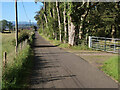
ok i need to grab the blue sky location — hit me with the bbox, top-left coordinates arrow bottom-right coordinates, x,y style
0,1 -> 43,22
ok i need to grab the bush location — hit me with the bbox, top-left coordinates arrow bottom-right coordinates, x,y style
12,31 -> 30,46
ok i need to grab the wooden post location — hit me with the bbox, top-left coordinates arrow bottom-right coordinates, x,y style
3,52 -> 7,67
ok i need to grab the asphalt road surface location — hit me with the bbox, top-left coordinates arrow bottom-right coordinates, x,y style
30,31 -> 118,88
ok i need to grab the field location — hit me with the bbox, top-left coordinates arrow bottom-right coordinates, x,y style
1,33 -> 15,66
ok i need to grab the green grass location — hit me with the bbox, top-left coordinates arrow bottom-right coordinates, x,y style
2,44 -> 33,88
2,31 -> 34,88
102,56 -> 119,82
40,33 -> 92,50
1,33 -> 15,65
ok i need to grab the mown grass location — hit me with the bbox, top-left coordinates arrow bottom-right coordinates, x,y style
102,56 -> 119,82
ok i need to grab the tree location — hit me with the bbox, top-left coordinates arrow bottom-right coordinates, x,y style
35,2 -> 120,47
8,22 -> 13,31
56,1 -> 62,42
1,20 -> 8,32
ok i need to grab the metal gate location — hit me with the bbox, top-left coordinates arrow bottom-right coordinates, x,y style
89,36 -> 120,53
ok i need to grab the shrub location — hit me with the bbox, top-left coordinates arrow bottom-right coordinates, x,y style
12,31 -> 30,46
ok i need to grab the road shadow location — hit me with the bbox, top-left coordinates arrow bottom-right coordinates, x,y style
34,45 -> 56,48
30,51 -> 76,86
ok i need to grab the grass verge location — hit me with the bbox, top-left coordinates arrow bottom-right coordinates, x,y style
39,33 -> 92,50
102,56 -> 119,83
2,33 -> 34,88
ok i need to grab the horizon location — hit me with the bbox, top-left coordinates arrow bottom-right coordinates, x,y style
0,20 -> 37,23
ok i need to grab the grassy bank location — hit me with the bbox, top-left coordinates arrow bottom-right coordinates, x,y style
2,31 -> 35,88
102,56 -> 119,82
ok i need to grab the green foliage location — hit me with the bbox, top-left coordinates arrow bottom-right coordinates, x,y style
12,31 -> 30,46
0,20 -> 13,32
28,33 -> 35,47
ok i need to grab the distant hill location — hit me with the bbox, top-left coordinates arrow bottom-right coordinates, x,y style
11,21 -> 37,26
11,21 -> 37,29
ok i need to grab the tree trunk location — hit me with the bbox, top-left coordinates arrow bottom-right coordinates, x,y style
53,3 -> 57,40
63,2 -> 67,43
68,12 -> 75,46
79,2 -> 90,40
68,4 -> 71,45
70,21 -> 75,46
111,24 -> 115,42
44,2 -> 48,28
56,0 -> 62,42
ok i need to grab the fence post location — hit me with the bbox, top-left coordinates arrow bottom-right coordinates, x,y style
3,52 -> 7,67
89,36 -> 92,48
20,42 -> 22,50
104,38 -> 106,51
114,39 -> 116,53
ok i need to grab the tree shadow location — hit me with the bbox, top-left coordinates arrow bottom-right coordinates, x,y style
30,52 -> 76,86
34,45 -> 56,48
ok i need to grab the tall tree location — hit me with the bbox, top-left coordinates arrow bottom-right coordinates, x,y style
63,2 -> 67,43
56,1 -> 62,42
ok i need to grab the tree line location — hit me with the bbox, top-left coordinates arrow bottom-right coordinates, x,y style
0,20 -> 13,32
35,2 -> 120,46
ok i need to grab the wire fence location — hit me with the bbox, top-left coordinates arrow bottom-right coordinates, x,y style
89,36 -> 120,53
3,39 -> 28,68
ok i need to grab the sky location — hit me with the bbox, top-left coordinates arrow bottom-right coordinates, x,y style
0,1 -> 43,23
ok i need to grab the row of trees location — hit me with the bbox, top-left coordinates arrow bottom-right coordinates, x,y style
0,20 -> 13,32
35,2 -> 120,46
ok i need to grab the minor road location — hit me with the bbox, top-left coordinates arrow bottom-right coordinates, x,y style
30,31 -> 118,88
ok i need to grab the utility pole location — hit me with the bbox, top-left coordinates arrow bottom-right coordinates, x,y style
15,0 -> 18,54
29,20 -> 31,25
29,20 -> 31,29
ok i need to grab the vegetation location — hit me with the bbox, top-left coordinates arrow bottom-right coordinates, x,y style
0,20 -> 13,32
12,31 -> 30,46
2,30 -> 34,88
35,2 -> 120,47
2,45 -> 33,88
102,56 -> 119,82
1,33 -> 15,65
40,33 -> 91,50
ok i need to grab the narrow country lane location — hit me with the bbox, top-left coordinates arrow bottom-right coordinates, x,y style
30,31 -> 118,88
